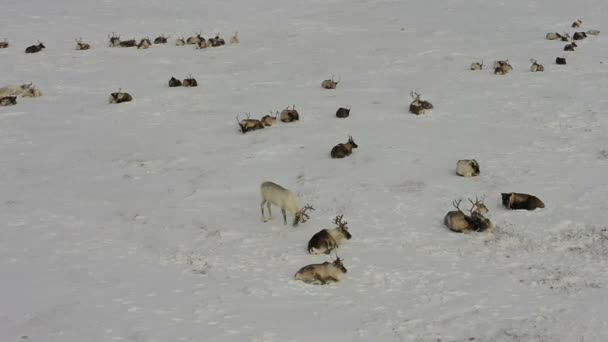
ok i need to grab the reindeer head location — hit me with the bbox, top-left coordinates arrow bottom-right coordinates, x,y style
468,196 -> 488,215
347,135 -> 358,149
332,256 -> 347,273
108,32 -> 121,46
20,82 -> 33,90
294,204 -> 315,226
333,214 -> 352,239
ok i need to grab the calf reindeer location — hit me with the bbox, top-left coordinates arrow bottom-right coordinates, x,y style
154,34 -> 169,44
168,77 -> 182,87
330,135 -> 358,158
456,159 -> 480,177
176,36 -> 186,46
0,96 -> 17,106
25,41 -> 45,54
230,31 -> 239,44
321,75 -> 340,89
294,257 -> 347,285
0,39 -> 8,48
336,105 -> 350,118
444,198 -> 493,233
530,59 -> 544,72
109,89 -> 133,104
470,60 -> 483,70
280,105 -> 299,122
75,38 -> 91,50
260,181 -> 314,226
182,76 -> 198,87
308,215 -> 352,255
493,59 -> 513,75
261,111 -> 278,126
237,113 -> 264,134
137,37 -> 152,49
501,192 -> 545,210
409,91 -> 434,115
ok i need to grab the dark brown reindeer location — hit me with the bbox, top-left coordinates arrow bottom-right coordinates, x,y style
154,34 -> 169,44
330,135 -> 358,158
0,39 -> 8,49
109,88 -> 133,104
25,41 -> 45,54
261,111 -> 278,126
168,77 -> 182,87
237,113 -> 264,134
336,105 -> 350,118
308,215 -> 352,255
0,96 -> 17,106
501,192 -> 545,210
182,76 -> 198,87
409,91 -> 433,115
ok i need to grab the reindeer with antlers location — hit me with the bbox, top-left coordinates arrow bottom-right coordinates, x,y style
321,75 -> 340,89
261,111 -> 278,127
336,105 -> 351,118
294,256 -> 347,285
236,113 -> 265,134
330,135 -> 358,159
530,59 -> 544,72
154,34 -> 169,44
409,91 -> 433,115
186,31 -> 204,45
109,88 -> 133,104
280,105 -> 299,122
260,181 -> 314,227
25,41 -> 45,54
137,37 -> 152,49
75,38 -> 91,50
444,197 -> 493,233
308,215 -> 352,255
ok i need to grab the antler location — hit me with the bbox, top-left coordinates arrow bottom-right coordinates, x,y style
332,214 -> 348,229
410,91 -> 421,100
298,204 -> 315,223
452,199 -> 466,216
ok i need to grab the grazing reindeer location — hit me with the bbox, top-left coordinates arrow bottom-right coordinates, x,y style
456,159 -> 480,177
321,75 -> 340,89
336,105 -> 350,118
501,192 -> 545,210
261,111 -> 278,126
530,59 -> 544,72
0,39 -> 8,48
260,181 -> 314,226
587,29 -> 600,36
230,31 -> 239,44
280,105 -> 300,122
109,89 -> 133,104
182,76 -> 198,87
572,19 -> 582,28
409,91 -> 434,115
0,96 -> 17,106
444,198 -> 493,233
470,60 -> 483,70
493,59 -> 513,75
75,38 -> 91,50
25,41 -> 45,54
308,215 -> 352,255
546,32 -> 565,40
186,31 -> 204,45
154,34 -> 169,44
236,113 -> 265,133
137,37 -> 152,49
294,257 -> 347,285
168,77 -> 182,87
176,36 -> 186,46
331,135 -> 358,159
556,57 -> 567,65
564,42 -> 577,51
573,31 -> 587,40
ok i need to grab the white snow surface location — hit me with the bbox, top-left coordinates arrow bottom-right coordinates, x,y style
2,0 -> 608,341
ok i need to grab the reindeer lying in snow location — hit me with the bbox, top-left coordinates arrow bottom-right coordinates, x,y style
308,215 -> 352,255
444,197 -> 494,233
294,257 -> 347,285
501,192 -> 545,210
0,83 -> 42,98
260,181 -> 314,226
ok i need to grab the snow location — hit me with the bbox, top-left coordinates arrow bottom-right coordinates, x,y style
2,0 -> 608,341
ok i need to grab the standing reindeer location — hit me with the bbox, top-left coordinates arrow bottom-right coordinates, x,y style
409,91 -> 433,115
321,75 -> 340,89
294,257 -> 347,285
280,105 -> 299,122
25,41 -> 45,54
308,215 -> 352,255
444,197 -> 493,233
260,181 -> 314,226
75,38 -> 91,50
330,135 -> 358,158
236,113 -> 264,133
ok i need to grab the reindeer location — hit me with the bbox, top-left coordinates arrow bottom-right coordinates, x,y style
0,39 -> 8,48
530,59 -> 544,72
230,31 -> 239,44
409,91 -> 434,115
308,215 -> 352,255
0,83 -> 41,98
182,76 -> 198,87
280,105 -> 299,122
0,96 -> 17,106
470,60 -> 483,70
137,37 -> 152,49
587,29 -> 600,36
546,32 -> 565,40
330,135 -> 358,159
336,105 -> 350,118
501,192 -> 545,210
20,84 -> 42,97
294,257 -> 347,285
109,89 -> 133,104
195,39 -> 208,49
209,34 -> 225,47
260,181 -> 314,227
261,111 -> 278,126
556,57 -> 567,65
564,42 -> 577,51
493,59 -> 513,75
572,19 -> 582,28
186,31 -> 204,45
176,36 -> 186,46
108,32 -> 121,47
75,38 -> 91,50
456,159 -> 480,177
444,198 -> 493,233
560,33 -> 571,41
25,41 -> 45,54
236,113 -> 265,134
573,31 -> 587,40
154,34 -> 169,44
321,75 -> 340,89
168,77 -> 182,87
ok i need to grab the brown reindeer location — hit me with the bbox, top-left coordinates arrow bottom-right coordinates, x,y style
0,96 -> 17,106
0,39 -> 8,49
279,105 -> 299,122
294,257 -> 347,285
187,31 -> 204,45
493,59 -> 513,75
308,215 -> 352,255
330,135 -> 358,158
501,192 -> 545,210
25,41 -> 45,54
109,89 -> 133,104
321,75 -> 340,89
530,59 -> 544,72
409,91 -> 434,115
137,37 -> 152,49
237,113 -> 264,134
75,38 -> 91,50
261,111 -> 278,126
444,197 -> 493,233
154,34 -> 169,44
336,105 -> 350,118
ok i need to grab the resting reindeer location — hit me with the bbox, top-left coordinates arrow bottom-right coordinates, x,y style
470,60 -> 483,70
530,59 -> 544,72
308,215 -> 352,255
137,37 -> 152,49
186,31 -> 204,45
330,135 -> 358,158
321,75 -> 340,89
0,39 -> 8,49
409,91 -> 433,115
154,34 -> 169,44
75,38 -> 91,50
456,159 -> 480,177
501,192 -> 545,210
260,181 -> 314,226
0,83 -> 41,98
494,59 -> 513,75
230,31 -> 239,44
237,113 -> 264,134
261,111 -> 278,127
176,37 -> 186,46
294,257 -> 347,285
280,105 -> 299,122
336,106 -> 350,118
109,89 -> 133,104
25,41 -> 45,54
0,96 -> 17,106
444,197 -> 493,233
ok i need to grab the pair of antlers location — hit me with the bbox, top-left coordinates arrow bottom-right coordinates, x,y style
452,196 -> 485,215
297,204 -> 315,223
332,214 -> 348,229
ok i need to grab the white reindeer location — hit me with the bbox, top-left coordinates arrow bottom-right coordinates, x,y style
260,181 -> 313,226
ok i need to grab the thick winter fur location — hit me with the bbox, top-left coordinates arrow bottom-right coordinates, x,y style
137,38 -> 152,49
530,59 -> 544,72
230,31 -> 239,44
501,192 -> 545,210
168,77 -> 182,87
195,39 -> 208,49
556,57 -> 567,65
237,114 -> 264,134
321,76 -> 340,89
573,32 -> 587,40
456,159 -> 480,177
330,135 -> 358,158
187,32 -> 204,45
109,91 -> 133,104
209,35 -> 225,47
409,91 -> 433,115
260,181 -> 303,226
336,106 -> 350,118
0,96 -> 17,106
294,258 -> 347,285
182,78 -> 198,87
308,215 -> 352,255
25,42 -> 45,54
280,105 -> 299,122
119,39 -> 136,47
493,60 -> 513,75
75,38 -> 91,50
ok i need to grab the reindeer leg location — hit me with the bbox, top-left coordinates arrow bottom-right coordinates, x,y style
261,200 -> 267,222
281,208 -> 287,225
267,202 -> 272,219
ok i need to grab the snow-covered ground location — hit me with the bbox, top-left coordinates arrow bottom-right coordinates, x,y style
2,0 -> 608,341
